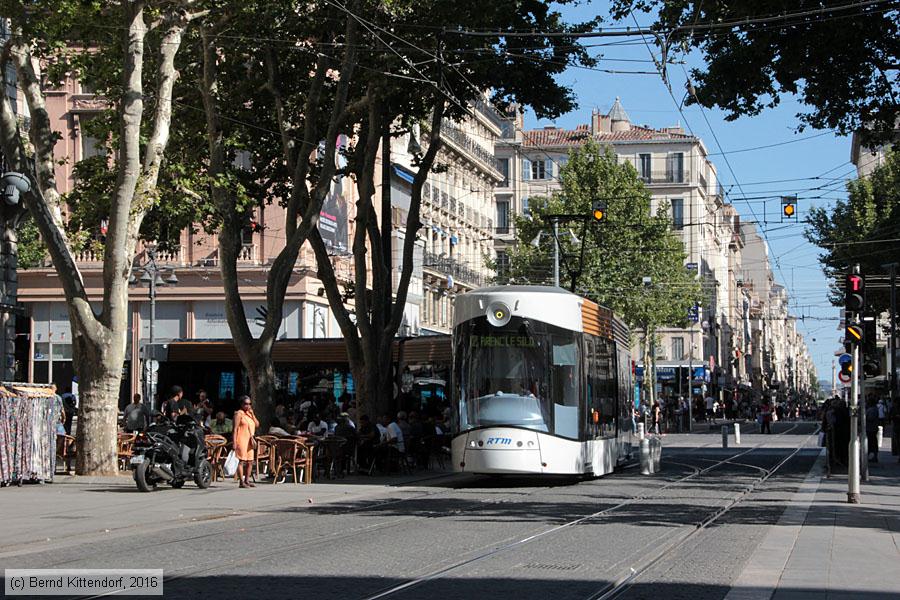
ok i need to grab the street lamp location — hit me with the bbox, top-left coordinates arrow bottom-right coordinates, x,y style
130,247 -> 177,412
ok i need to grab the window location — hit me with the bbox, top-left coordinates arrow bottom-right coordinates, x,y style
497,158 -> 509,187
495,251 -> 510,278
79,116 -> 105,160
531,160 -> 547,180
671,198 -> 684,230
522,158 -> 531,181
638,153 -> 651,181
521,197 -> 529,215
671,337 -> 685,360
668,152 -> 684,183
496,199 -> 510,234
500,120 -> 515,139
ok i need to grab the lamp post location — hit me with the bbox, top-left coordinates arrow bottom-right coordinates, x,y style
130,248 -> 177,412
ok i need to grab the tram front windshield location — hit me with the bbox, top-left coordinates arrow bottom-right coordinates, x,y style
454,316 -> 580,438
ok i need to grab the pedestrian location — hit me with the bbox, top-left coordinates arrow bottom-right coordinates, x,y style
866,397 -> 880,463
61,388 -> 77,434
122,393 -> 148,433
651,401 -> 661,434
233,395 -> 259,488
705,393 -> 715,424
760,401 -> 773,434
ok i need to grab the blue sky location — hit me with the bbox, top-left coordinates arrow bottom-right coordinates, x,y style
522,2 -> 850,382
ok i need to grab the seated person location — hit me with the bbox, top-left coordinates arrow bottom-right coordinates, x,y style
307,413 -> 328,436
210,411 -> 233,437
268,417 -> 292,437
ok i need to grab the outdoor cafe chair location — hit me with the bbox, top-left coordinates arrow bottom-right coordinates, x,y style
116,433 -> 136,471
270,438 -> 314,484
204,434 -> 228,481
56,434 -> 75,475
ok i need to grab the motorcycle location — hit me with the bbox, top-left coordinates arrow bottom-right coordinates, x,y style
130,414 -> 212,492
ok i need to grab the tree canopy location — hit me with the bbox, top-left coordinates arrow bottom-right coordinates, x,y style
611,0 -> 900,144
504,140 -> 701,331
805,147 -> 900,309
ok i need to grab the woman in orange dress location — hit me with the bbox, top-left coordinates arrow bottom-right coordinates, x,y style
233,395 -> 259,488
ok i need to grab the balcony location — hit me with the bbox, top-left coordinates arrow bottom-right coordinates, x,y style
440,119 -> 499,172
638,170 -> 687,185
423,251 -> 486,288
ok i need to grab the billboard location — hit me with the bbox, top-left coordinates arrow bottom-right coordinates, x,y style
318,134 -> 349,255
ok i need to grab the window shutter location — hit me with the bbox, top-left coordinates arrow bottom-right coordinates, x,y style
522,158 -> 531,180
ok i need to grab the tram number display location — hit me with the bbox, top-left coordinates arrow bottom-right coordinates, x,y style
469,334 -> 536,348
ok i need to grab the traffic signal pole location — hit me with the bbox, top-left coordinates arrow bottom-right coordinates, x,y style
849,339 -> 861,503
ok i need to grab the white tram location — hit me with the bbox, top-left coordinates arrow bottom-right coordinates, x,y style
451,286 -> 634,476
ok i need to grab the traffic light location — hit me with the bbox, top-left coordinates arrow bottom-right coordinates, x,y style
838,353 -> 853,383
781,196 -> 797,219
844,273 -> 865,314
862,319 -> 882,378
845,324 -> 863,345
591,200 -> 607,222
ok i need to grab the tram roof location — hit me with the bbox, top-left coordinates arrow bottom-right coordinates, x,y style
457,286 -> 629,346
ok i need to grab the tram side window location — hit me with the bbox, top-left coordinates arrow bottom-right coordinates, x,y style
585,337 -> 599,439
551,335 -> 580,439
595,337 -> 617,438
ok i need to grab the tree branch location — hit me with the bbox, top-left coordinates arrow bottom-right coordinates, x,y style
388,103 -> 444,333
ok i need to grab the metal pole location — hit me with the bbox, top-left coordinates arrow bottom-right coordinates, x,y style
552,218 -> 559,287
148,272 -> 156,413
861,372 -> 868,482
891,264 -> 897,447
849,321 -> 861,503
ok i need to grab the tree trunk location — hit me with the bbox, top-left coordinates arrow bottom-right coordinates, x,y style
247,354 -> 275,431
73,347 -> 123,475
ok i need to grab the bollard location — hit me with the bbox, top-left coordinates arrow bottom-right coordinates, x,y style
651,437 -> 662,472
637,422 -> 645,441
640,437 -> 651,475
721,425 -> 729,449
877,426 -> 883,453
733,423 -> 741,446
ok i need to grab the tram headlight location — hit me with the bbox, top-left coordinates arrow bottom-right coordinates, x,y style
486,302 -> 512,327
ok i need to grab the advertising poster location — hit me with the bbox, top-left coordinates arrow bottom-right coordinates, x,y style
318,134 -> 349,254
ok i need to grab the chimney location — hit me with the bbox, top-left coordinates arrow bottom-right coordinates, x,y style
591,108 -> 610,134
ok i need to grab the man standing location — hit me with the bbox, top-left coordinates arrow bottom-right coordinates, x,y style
123,393 -> 149,433
705,393 -> 715,424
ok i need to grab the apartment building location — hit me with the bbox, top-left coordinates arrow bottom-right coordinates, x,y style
395,100 -> 503,335
494,98 -> 731,402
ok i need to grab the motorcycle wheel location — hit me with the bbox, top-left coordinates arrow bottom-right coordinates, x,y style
170,480 -> 185,489
134,461 -> 157,492
194,459 -> 212,489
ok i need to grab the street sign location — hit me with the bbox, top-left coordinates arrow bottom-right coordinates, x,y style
838,371 -> 851,383
838,353 -> 852,365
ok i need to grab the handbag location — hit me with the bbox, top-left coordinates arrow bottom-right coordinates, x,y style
223,450 -> 239,477
818,431 -> 826,448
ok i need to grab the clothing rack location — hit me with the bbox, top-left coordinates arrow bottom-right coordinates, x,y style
0,382 -> 62,486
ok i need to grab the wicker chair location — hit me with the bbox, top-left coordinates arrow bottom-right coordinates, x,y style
271,438 -> 314,484
56,434 -> 76,474
204,434 -> 228,481
116,433 -> 136,471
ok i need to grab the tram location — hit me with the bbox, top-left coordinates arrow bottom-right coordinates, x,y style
451,286 -> 634,476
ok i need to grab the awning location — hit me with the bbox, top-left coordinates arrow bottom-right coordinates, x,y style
392,164 -> 416,184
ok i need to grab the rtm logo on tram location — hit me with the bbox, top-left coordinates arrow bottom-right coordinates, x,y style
486,437 -> 513,446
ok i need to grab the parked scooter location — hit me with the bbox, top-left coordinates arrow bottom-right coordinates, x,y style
131,414 -> 212,492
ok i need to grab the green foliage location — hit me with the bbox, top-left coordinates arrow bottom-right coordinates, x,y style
16,216 -> 46,270
506,140 -> 701,330
805,147 -> 900,310
611,1 -> 900,144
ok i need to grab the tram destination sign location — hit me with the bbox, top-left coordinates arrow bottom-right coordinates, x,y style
470,334 -> 537,349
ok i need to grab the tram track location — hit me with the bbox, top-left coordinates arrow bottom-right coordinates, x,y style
358,423 -> 816,600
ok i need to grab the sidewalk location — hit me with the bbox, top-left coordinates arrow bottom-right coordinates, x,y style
727,442 -> 900,600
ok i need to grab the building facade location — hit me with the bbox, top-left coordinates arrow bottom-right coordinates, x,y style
492,98 -> 814,408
